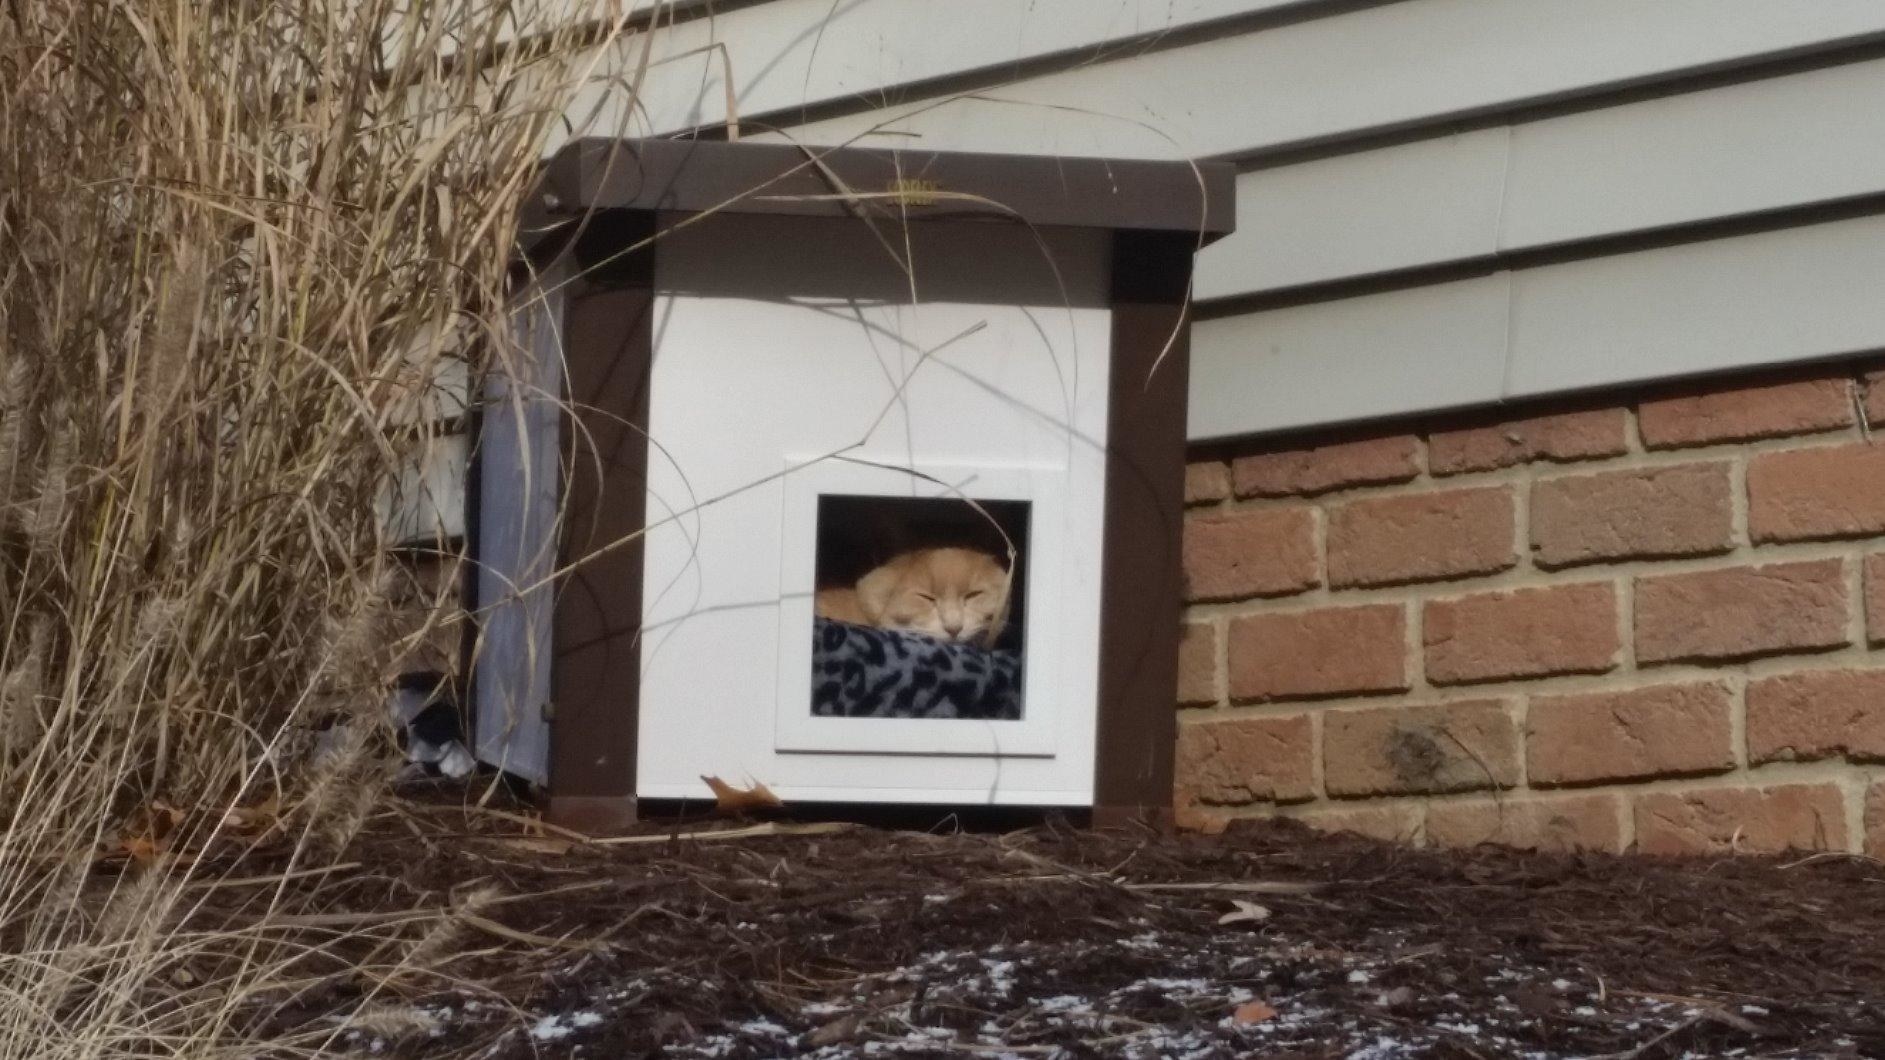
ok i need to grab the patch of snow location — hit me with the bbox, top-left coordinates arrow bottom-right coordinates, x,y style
800,1001 -> 849,1017
981,959 -> 1017,996
1345,1035 -> 1413,1059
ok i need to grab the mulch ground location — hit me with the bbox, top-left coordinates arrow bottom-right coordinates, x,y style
299,796 -> 1885,1059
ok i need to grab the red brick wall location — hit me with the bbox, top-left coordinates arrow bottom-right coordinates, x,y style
1177,362 -> 1885,857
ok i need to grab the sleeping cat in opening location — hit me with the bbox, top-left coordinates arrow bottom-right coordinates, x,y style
814,547 -> 1011,648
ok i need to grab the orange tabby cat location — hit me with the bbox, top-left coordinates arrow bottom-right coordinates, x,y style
815,547 -> 1011,647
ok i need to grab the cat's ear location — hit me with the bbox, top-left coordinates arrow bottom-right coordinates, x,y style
855,558 -> 904,622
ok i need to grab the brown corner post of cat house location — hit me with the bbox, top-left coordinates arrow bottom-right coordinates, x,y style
478,138 -> 1234,833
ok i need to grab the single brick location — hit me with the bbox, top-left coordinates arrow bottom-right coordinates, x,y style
1638,376 -> 1853,449
1323,699 -> 1518,797
1747,669 -> 1885,764
1326,487 -> 1516,589
1423,583 -> 1619,685
1229,605 -> 1408,702
1527,682 -> 1735,786
1174,714 -> 1314,805
1429,408 -> 1630,475
1181,507 -> 1319,603
1184,460 -> 1231,505
1634,559 -> 1848,665
1175,623 -> 1218,707
1426,794 -> 1624,853
1291,803 -> 1420,843
1748,443 -> 1885,543
1530,463 -> 1733,569
1868,782 -> 1885,859
1634,784 -> 1848,855
1232,435 -> 1420,498
1868,554 -> 1885,645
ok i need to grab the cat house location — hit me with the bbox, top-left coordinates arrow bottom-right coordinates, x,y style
471,138 -> 1233,831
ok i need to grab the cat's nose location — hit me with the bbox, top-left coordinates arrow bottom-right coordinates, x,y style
942,617 -> 964,638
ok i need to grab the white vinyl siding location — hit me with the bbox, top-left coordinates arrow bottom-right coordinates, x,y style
551,0 -> 1885,442
754,0 -> 1885,161
1200,57 -> 1885,301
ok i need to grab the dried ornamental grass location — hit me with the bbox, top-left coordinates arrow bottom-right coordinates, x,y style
0,0 -> 647,1053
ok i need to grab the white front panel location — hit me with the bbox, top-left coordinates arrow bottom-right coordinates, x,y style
636,219 -> 1111,805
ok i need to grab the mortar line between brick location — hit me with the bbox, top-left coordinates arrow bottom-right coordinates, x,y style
1254,759 -> 1874,810
1512,694 -> 1530,791
1309,710 -> 1326,801
1212,614 -> 1228,710
1210,640 -> 1885,716
1312,504 -> 1328,594
1839,770 -> 1865,855
1185,535 -> 1871,618
1512,463 -> 1533,577
1617,574 -> 1636,674
1729,673 -> 1748,770
1847,551 -> 1866,656
1405,596 -> 1426,695
1216,431 -> 1879,513
1729,450 -> 1750,549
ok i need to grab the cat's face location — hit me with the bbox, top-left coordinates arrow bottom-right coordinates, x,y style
856,547 -> 1010,647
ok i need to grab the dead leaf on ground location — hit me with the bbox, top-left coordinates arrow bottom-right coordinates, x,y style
1232,1000 -> 1277,1024
118,835 -> 161,866
701,775 -> 784,815
1217,899 -> 1271,926
112,800 -> 186,865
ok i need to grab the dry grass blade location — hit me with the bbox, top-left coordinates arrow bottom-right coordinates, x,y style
1123,880 -> 1322,895
589,821 -> 855,846
0,0 -> 641,1054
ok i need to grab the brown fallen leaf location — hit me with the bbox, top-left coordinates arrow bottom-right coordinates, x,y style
119,835 -> 161,867
1232,1000 -> 1277,1024
701,775 -> 784,815
112,800 -> 186,866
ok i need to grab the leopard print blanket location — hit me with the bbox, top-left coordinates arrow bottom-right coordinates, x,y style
811,617 -> 1022,720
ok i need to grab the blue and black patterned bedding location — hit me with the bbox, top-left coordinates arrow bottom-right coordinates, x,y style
810,617 -> 1023,720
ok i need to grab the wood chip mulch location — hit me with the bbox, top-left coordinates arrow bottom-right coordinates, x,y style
277,799 -> 1885,1059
